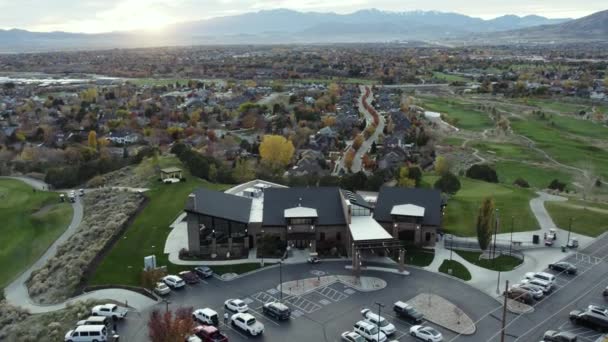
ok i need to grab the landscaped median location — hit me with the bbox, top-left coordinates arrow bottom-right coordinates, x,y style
454,250 -> 522,272
438,260 -> 472,281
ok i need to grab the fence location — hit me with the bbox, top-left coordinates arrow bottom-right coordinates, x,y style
444,235 -> 525,261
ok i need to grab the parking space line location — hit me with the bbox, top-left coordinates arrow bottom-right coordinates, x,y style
218,322 -> 248,339
248,307 -> 281,326
315,286 -> 348,302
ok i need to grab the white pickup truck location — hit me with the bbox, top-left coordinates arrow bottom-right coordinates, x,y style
230,313 -> 264,336
91,304 -> 128,320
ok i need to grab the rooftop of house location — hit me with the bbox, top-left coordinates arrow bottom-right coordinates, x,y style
374,186 -> 442,226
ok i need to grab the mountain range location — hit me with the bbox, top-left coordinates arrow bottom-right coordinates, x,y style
0,8 -> 605,52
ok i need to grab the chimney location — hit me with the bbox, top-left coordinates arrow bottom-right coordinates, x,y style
188,193 -> 197,211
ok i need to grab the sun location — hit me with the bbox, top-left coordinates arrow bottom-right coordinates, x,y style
129,10 -> 174,33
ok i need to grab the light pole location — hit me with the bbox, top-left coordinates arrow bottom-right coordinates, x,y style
567,217 -> 573,248
492,209 -> 500,259
449,235 -> 453,262
375,302 -> 385,342
509,216 -> 514,255
279,259 -> 283,302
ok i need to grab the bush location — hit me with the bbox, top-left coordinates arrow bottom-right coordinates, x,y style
465,164 -> 498,183
434,172 -> 461,194
548,179 -> 566,192
513,177 -> 530,188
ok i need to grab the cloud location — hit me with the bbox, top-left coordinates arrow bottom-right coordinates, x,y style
0,0 -> 606,32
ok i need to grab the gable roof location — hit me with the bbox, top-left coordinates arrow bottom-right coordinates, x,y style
374,186 -> 442,226
186,187 -> 252,223
263,187 -> 346,226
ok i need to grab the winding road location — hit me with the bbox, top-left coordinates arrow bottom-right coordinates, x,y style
1,177 -> 156,313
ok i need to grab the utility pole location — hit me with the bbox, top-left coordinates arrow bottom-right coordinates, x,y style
500,280 -> 509,342
375,302 -> 385,342
449,235 -> 453,262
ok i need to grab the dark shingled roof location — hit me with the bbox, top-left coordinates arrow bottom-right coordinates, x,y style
186,188 -> 252,223
341,189 -> 374,209
263,187 -> 346,226
373,186 -> 442,226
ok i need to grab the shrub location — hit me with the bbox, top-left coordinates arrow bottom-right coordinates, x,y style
513,177 -> 530,188
465,164 -> 498,183
548,179 -> 566,192
434,172 -> 461,194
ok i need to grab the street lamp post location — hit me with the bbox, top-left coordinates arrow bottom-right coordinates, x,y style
492,209 -> 500,259
567,217 -> 573,248
449,235 -> 453,262
375,302 -> 385,342
279,259 -> 283,302
509,216 -> 514,255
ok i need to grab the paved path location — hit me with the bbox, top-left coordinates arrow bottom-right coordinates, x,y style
2,177 -> 156,313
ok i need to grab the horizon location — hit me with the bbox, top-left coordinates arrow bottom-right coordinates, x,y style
0,1 -> 605,34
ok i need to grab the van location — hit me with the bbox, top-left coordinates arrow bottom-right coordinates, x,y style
65,325 -> 107,342
76,316 -> 110,327
353,320 -> 387,342
192,308 -> 219,325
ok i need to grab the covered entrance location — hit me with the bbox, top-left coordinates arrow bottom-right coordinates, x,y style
348,216 -> 405,275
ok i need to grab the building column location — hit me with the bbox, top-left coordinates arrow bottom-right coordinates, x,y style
211,238 -> 217,257
392,223 -> 399,238
415,226 -> 422,246
310,240 -> 316,253
244,235 -> 250,249
398,249 -> 405,272
228,237 -> 233,256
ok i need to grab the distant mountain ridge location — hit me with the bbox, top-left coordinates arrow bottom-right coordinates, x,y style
0,8 -> 593,52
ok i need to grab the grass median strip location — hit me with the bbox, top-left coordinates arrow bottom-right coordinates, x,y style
439,260 -> 471,281
453,250 -> 522,272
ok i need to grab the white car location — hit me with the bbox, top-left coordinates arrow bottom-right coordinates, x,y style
410,325 -> 443,342
361,308 -> 396,335
230,312 -> 264,336
521,278 -> 552,293
225,298 -> 248,312
162,275 -> 185,289
353,320 -> 387,342
91,304 -> 128,320
341,331 -> 366,342
524,272 -> 556,285
513,283 -> 543,299
154,282 -> 170,296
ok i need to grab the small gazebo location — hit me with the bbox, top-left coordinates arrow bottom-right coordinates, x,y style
160,167 -> 183,181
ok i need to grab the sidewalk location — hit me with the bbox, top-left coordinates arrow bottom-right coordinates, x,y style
279,275 -> 387,296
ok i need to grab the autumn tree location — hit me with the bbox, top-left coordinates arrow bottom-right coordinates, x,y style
322,116 -> 337,127
344,150 -> 355,171
148,307 -> 195,342
88,130 -> 97,150
397,166 -> 416,188
79,88 -> 98,103
352,135 -> 365,151
233,159 -> 255,183
476,197 -> 495,251
434,156 -> 450,176
259,135 -> 295,169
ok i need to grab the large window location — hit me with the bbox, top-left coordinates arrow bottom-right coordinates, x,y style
198,214 -> 248,245
351,205 -> 371,217
393,215 -> 423,224
289,218 -> 315,225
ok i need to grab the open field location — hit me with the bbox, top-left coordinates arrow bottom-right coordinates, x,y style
90,163 -> 230,287
0,180 -> 72,288
453,250 -> 522,272
420,97 -> 494,131
428,176 -> 539,236
517,97 -> 605,115
471,141 -> 544,161
494,161 -> 574,189
510,116 -> 608,179
545,201 -> 608,237
432,72 -> 470,83
440,136 -> 466,146
128,78 -> 225,87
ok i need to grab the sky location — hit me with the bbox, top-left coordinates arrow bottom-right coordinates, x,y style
0,0 -> 606,33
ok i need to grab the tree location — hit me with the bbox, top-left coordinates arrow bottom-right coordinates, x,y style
352,135 -> 364,151
259,135 -> 295,169
434,172 -> 461,194
370,141 -> 377,154
513,177 -> 530,188
344,150 -> 355,171
88,131 -> 97,150
232,159 -> 255,183
548,179 -> 566,192
466,164 -> 498,183
148,307 -> 195,342
408,165 -> 422,186
434,156 -> 450,176
208,164 -> 218,182
397,166 -> 416,188
476,197 -> 495,251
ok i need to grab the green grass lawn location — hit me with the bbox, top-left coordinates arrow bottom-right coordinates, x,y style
0,180 -> 72,288
471,142 -> 543,161
511,116 -> 608,179
128,78 -> 224,87
440,137 -> 465,147
404,248 -> 435,267
432,72 -> 470,83
545,201 -> 608,237
494,161 -> 574,189
453,250 -> 522,271
428,176 -> 539,236
420,97 -> 494,131
438,260 -> 471,281
519,98 -> 593,115
90,172 -> 231,287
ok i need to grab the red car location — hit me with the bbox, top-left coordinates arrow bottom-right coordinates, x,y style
193,325 -> 228,342
179,271 -> 200,284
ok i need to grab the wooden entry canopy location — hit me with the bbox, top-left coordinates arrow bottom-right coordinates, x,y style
160,167 -> 183,180
349,216 -> 406,275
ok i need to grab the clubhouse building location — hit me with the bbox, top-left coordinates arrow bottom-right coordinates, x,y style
185,180 -> 443,258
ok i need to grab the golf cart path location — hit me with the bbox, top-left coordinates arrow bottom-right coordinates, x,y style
2,176 -> 156,314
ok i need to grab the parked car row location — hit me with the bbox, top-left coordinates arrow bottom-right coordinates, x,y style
341,300 -> 437,342
154,266 -> 214,296
64,303 -> 128,342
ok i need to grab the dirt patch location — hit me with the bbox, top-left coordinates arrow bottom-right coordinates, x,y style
407,293 -> 476,335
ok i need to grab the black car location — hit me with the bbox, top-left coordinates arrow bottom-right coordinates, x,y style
569,309 -> 608,331
393,301 -> 423,323
262,302 -> 291,320
549,262 -> 577,275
